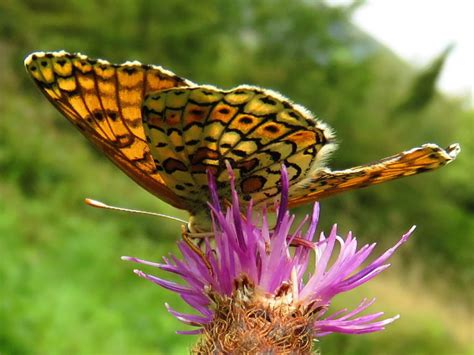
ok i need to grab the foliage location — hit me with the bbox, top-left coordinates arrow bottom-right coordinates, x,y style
0,0 -> 472,353
394,44 -> 453,114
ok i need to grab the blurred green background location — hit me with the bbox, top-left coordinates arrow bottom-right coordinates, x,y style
0,1 -> 472,354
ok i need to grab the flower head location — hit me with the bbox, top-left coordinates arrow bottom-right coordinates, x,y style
123,166 -> 414,352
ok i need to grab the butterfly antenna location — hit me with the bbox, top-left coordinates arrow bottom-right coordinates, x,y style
84,198 -> 188,224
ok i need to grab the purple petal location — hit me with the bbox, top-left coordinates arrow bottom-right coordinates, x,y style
165,303 -> 211,325
316,298 -> 400,336
275,164 -> 289,230
134,270 -> 199,296
121,256 -> 162,268
207,168 -> 221,213
124,165 -> 411,339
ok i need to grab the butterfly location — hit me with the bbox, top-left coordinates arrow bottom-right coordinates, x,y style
24,51 -> 460,232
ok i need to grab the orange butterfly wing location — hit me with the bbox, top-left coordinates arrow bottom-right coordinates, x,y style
141,86 -> 336,209
287,143 -> 460,208
24,51 -> 192,210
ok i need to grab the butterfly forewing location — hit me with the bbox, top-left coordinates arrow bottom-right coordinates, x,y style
24,51 -> 192,209
286,143 -> 461,208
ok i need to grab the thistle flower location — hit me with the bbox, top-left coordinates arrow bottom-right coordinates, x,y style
123,167 -> 414,353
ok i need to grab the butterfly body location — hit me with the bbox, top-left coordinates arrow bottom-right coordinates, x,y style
25,51 -> 460,232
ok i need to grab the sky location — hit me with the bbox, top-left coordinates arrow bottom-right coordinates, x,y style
329,0 -> 473,104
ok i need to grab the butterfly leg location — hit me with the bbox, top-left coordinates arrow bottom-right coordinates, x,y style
181,225 -> 214,274
289,236 -> 317,249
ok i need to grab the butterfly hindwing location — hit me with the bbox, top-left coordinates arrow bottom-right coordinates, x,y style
142,86 -> 336,211
24,51 -> 192,209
